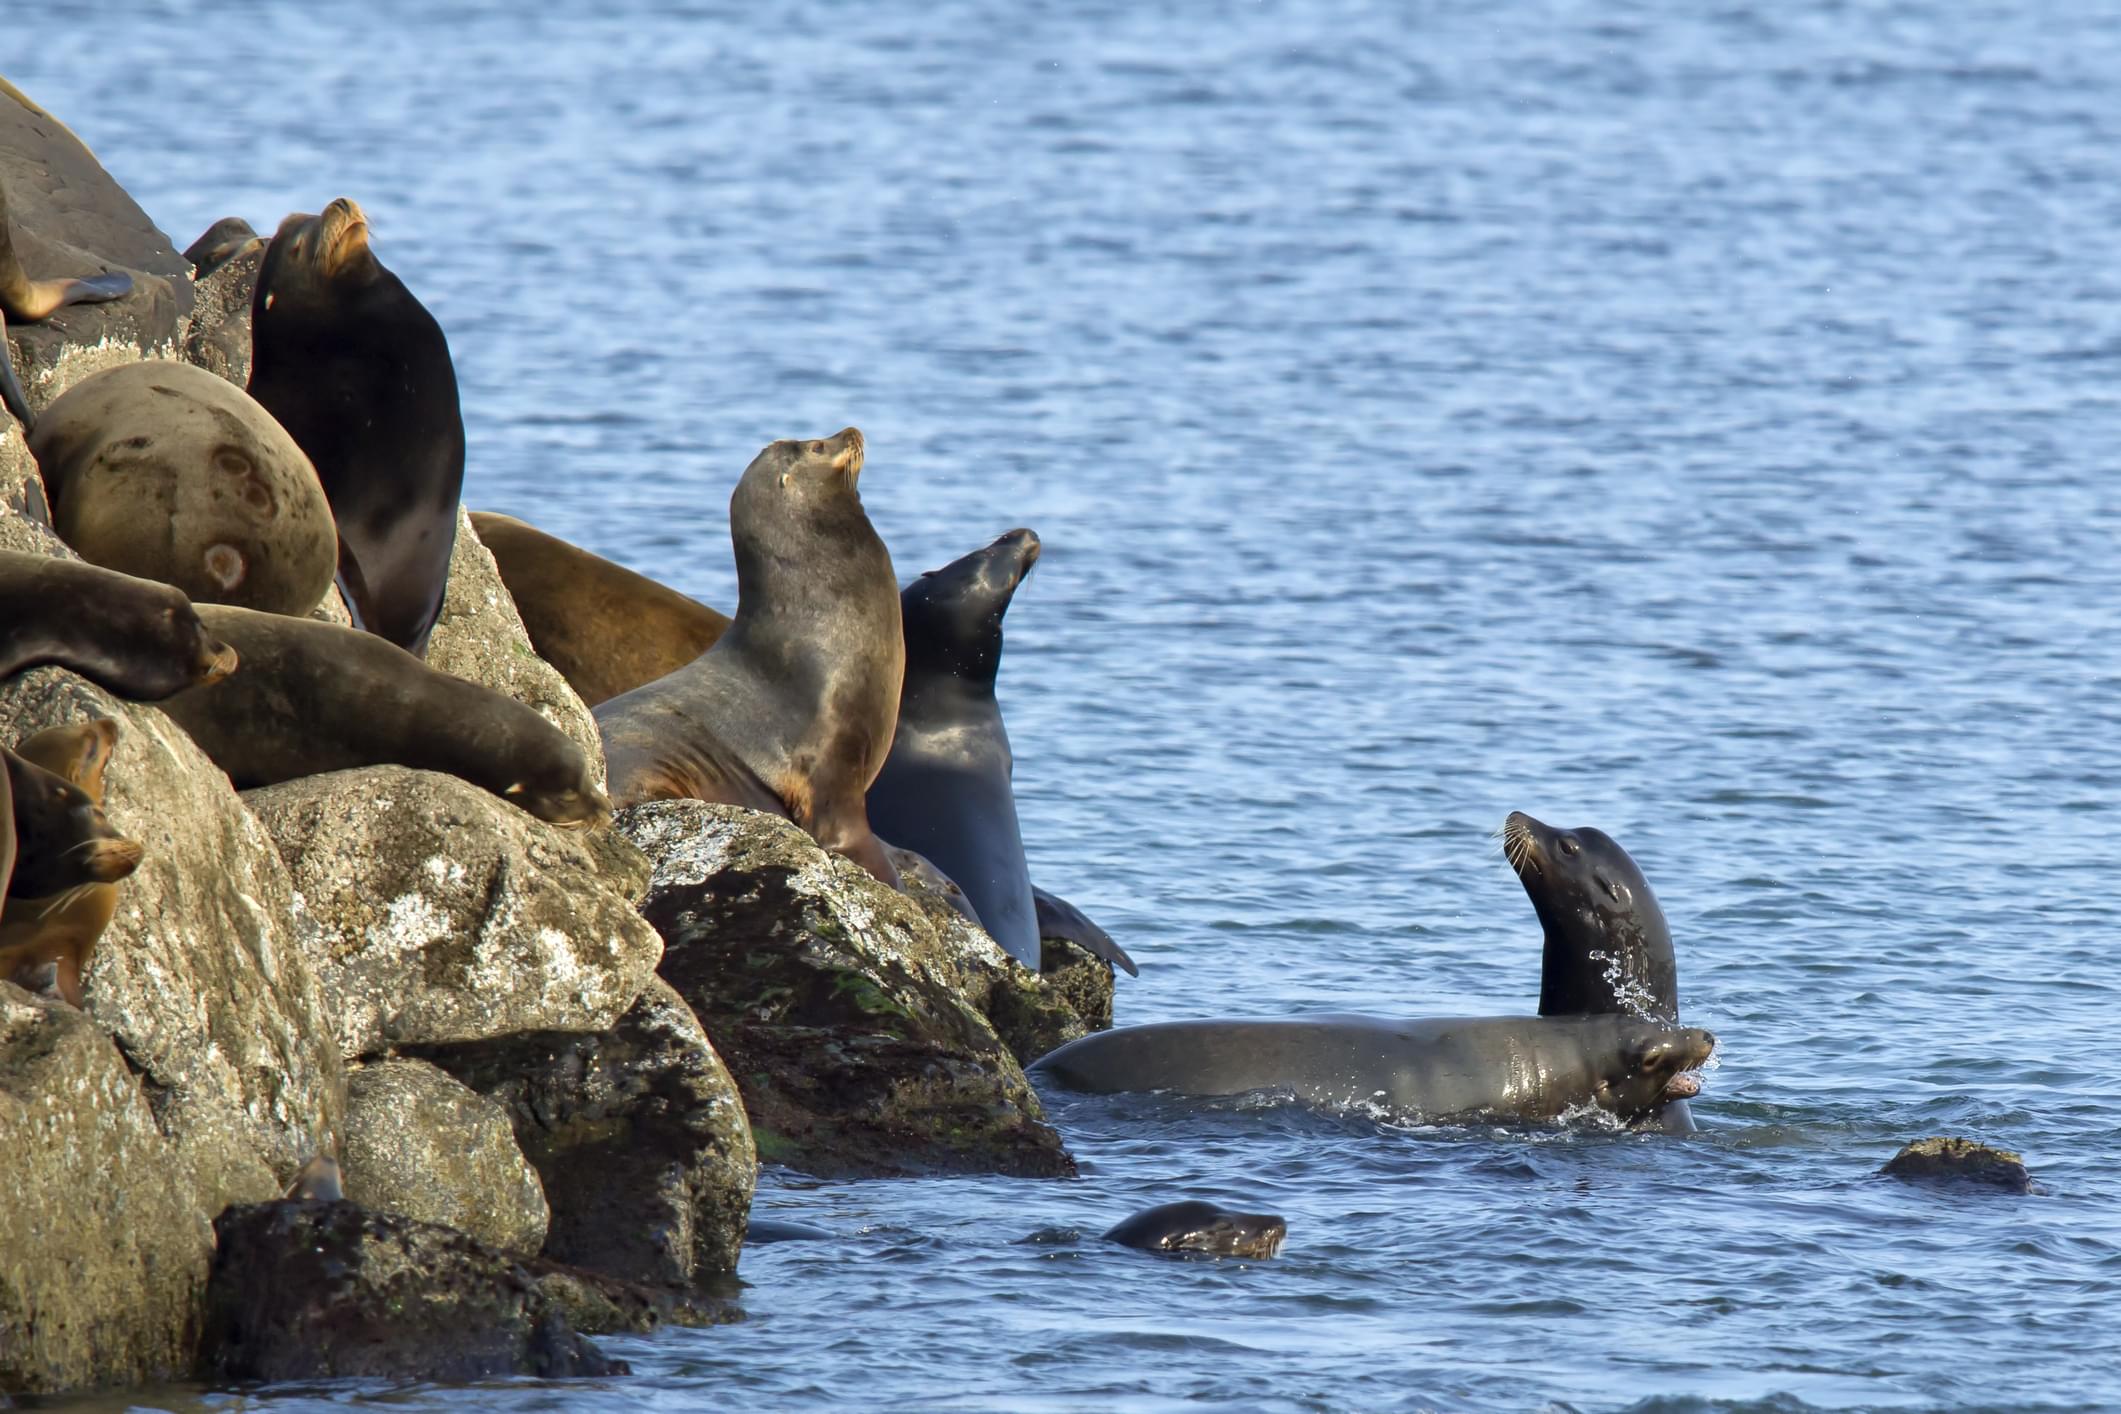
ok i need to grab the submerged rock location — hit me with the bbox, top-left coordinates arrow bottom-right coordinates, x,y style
201,1199 -> 626,1382
620,800 -> 1076,1179
414,976 -> 757,1285
242,765 -> 662,1058
1880,1137 -> 2034,1194
342,1058 -> 551,1255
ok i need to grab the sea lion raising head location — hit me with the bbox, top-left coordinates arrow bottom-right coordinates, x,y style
1501,810 -> 1677,1022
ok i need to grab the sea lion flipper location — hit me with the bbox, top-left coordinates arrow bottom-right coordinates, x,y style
60,271 -> 131,305
1032,885 -> 1137,977
0,310 -> 34,431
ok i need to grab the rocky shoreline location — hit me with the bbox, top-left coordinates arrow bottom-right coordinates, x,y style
0,87 -> 1112,1395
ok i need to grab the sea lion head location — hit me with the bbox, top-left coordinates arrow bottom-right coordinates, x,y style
1501,810 -> 1676,1020
76,568 -> 239,699
502,757 -> 613,831
4,749 -> 145,895
901,528 -> 1040,685
1592,1023 -> 1717,1119
734,426 -> 868,518
727,428 -> 893,620
12,718 -> 120,803
1103,1200 -> 1287,1259
254,199 -> 380,326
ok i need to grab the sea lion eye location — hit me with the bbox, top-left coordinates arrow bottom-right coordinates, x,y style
809,441 -> 824,454
1559,836 -> 1580,857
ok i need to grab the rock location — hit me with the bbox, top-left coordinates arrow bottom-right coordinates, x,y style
241,765 -> 662,1058
1040,937 -> 1116,1033
178,224 -> 263,387
620,800 -> 1076,1179
527,1258 -> 740,1335
413,976 -> 756,1285
1880,1137 -> 2035,1194
200,1200 -> 626,1382
0,985 -> 216,1395
428,507 -> 605,781
0,669 -> 343,1206
342,1058 -> 550,1255
1,80 -> 191,422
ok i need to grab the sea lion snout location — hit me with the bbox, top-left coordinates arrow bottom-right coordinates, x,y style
84,836 -> 144,882
198,639 -> 240,685
829,426 -> 865,477
317,198 -> 372,277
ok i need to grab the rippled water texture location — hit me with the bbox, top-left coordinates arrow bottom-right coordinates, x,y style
16,1 -> 2121,1409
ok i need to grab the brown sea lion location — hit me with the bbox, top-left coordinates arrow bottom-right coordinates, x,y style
157,604 -> 608,827
0,551 -> 238,698
595,429 -> 904,885
468,510 -> 728,707
0,734 -> 142,1007
0,719 -> 125,1007
248,199 -> 464,657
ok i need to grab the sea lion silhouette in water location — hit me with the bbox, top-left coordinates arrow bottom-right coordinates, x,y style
866,529 -> 1134,973
0,173 -> 133,431
1103,1201 -> 1286,1258
248,198 -> 464,657
0,719 -> 130,1007
0,731 -> 142,1007
596,429 -> 905,886
0,551 -> 239,698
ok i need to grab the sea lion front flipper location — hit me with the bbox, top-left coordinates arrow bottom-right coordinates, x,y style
57,270 -> 132,305
1032,885 -> 1137,977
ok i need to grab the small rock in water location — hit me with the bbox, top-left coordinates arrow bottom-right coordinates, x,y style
1880,1137 -> 2034,1194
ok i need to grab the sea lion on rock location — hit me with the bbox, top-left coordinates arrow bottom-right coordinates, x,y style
0,173 -> 132,431
30,361 -> 338,615
1031,1014 -> 1715,1128
249,198 -> 464,656
596,429 -> 904,885
866,529 -> 1132,972
0,736 -> 142,1006
157,604 -> 608,827
184,217 -> 263,278
468,511 -> 728,707
0,719 -> 125,1007
1103,1201 -> 1286,1258
0,551 -> 238,698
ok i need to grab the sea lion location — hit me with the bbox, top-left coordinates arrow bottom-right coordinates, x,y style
0,738 -> 142,1007
248,198 -> 464,656
468,511 -> 729,707
1030,1014 -> 1715,1127
184,217 -> 263,278
1102,1201 -> 1287,1258
30,361 -> 338,615
1033,886 -> 1138,977
596,429 -> 904,885
157,604 -> 608,827
0,719 -> 125,1007
1500,811 -> 1677,1020
0,173 -> 132,431
0,551 -> 239,698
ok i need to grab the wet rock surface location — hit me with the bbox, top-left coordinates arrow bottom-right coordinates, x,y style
342,1058 -> 551,1256
1880,1137 -> 2035,1194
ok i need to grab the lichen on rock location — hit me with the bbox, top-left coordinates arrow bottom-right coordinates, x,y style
342,1057 -> 551,1255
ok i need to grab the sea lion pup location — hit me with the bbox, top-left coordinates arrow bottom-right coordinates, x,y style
0,551 -> 239,698
468,511 -> 729,707
866,529 -> 1134,973
0,173 -> 133,430
1031,1014 -> 1715,1128
248,198 -> 464,657
0,737 -> 142,1007
157,605 -> 609,828
1103,1201 -> 1287,1258
596,429 -> 904,885
0,719 -> 125,1007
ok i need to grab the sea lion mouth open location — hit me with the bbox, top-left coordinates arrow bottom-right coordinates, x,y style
1597,1023 -> 1717,1117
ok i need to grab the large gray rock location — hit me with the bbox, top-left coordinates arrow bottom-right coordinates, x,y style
428,507 -> 605,780
343,1059 -> 550,1255
178,224 -> 262,387
414,976 -> 757,1284
620,801 -> 1076,1179
0,670 -> 344,1206
0,985 -> 216,1396
242,766 -> 662,1058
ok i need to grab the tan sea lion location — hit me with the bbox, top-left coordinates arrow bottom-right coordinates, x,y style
0,732 -> 142,1007
0,719 -> 125,1007
0,550 -> 239,698
469,510 -> 728,707
594,429 -> 904,885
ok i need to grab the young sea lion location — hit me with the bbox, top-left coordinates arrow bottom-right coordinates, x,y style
0,719 -> 126,1007
0,734 -> 142,1007
0,172 -> 133,431
596,429 -> 904,885
0,551 -> 238,698
468,510 -> 729,707
156,604 -> 608,827
248,198 -> 464,657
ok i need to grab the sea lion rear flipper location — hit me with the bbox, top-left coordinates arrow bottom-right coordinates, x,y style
59,271 -> 132,305
1032,885 -> 1137,977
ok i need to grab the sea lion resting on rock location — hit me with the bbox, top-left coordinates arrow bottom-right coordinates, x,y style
1032,1014 -> 1714,1128
1103,1201 -> 1286,1258
0,551 -> 239,698
157,605 -> 608,827
0,728 -> 142,1007
468,510 -> 729,708
0,172 -> 133,431
597,429 -> 904,885
249,198 -> 464,657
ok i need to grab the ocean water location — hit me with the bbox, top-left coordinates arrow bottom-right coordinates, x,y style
13,1 -> 2121,1409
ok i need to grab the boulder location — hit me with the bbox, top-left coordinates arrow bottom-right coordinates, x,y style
241,766 -> 662,1058
428,508 -> 605,780
178,222 -> 262,387
413,976 -> 757,1285
0,669 -> 344,1206
1040,937 -> 1116,1033
1880,1137 -> 2035,1194
342,1058 -> 550,1256
200,1199 -> 625,1382
619,800 -> 1076,1179
0,985 -> 215,1396
527,1258 -> 740,1334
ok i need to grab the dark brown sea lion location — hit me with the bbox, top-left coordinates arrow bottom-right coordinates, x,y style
156,604 -> 608,827
248,198 -> 464,657
0,718 -> 125,1007
1102,1201 -> 1287,1258
0,172 -> 133,430
0,734 -> 142,1007
1500,811 -> 1677,1020
468,510 -> 729,707
596,429 -> 904,884
30,361 -> 339,615
0,551 -> 238,698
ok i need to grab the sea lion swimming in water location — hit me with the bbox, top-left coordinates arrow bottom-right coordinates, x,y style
0,172 -> 133,431
1102,1201 -> 1287,1258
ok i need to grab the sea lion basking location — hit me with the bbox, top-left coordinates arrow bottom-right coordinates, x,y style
0,719 -> 132,1007
596,428 -> 904,885
0,551 -> 238,699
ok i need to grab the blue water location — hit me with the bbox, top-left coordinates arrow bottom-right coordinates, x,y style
16,2 -> 2121,1409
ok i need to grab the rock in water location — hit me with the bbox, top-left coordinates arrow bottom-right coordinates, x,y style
1880,1137 -> 2035,1194
342,1058 -> 551,1255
